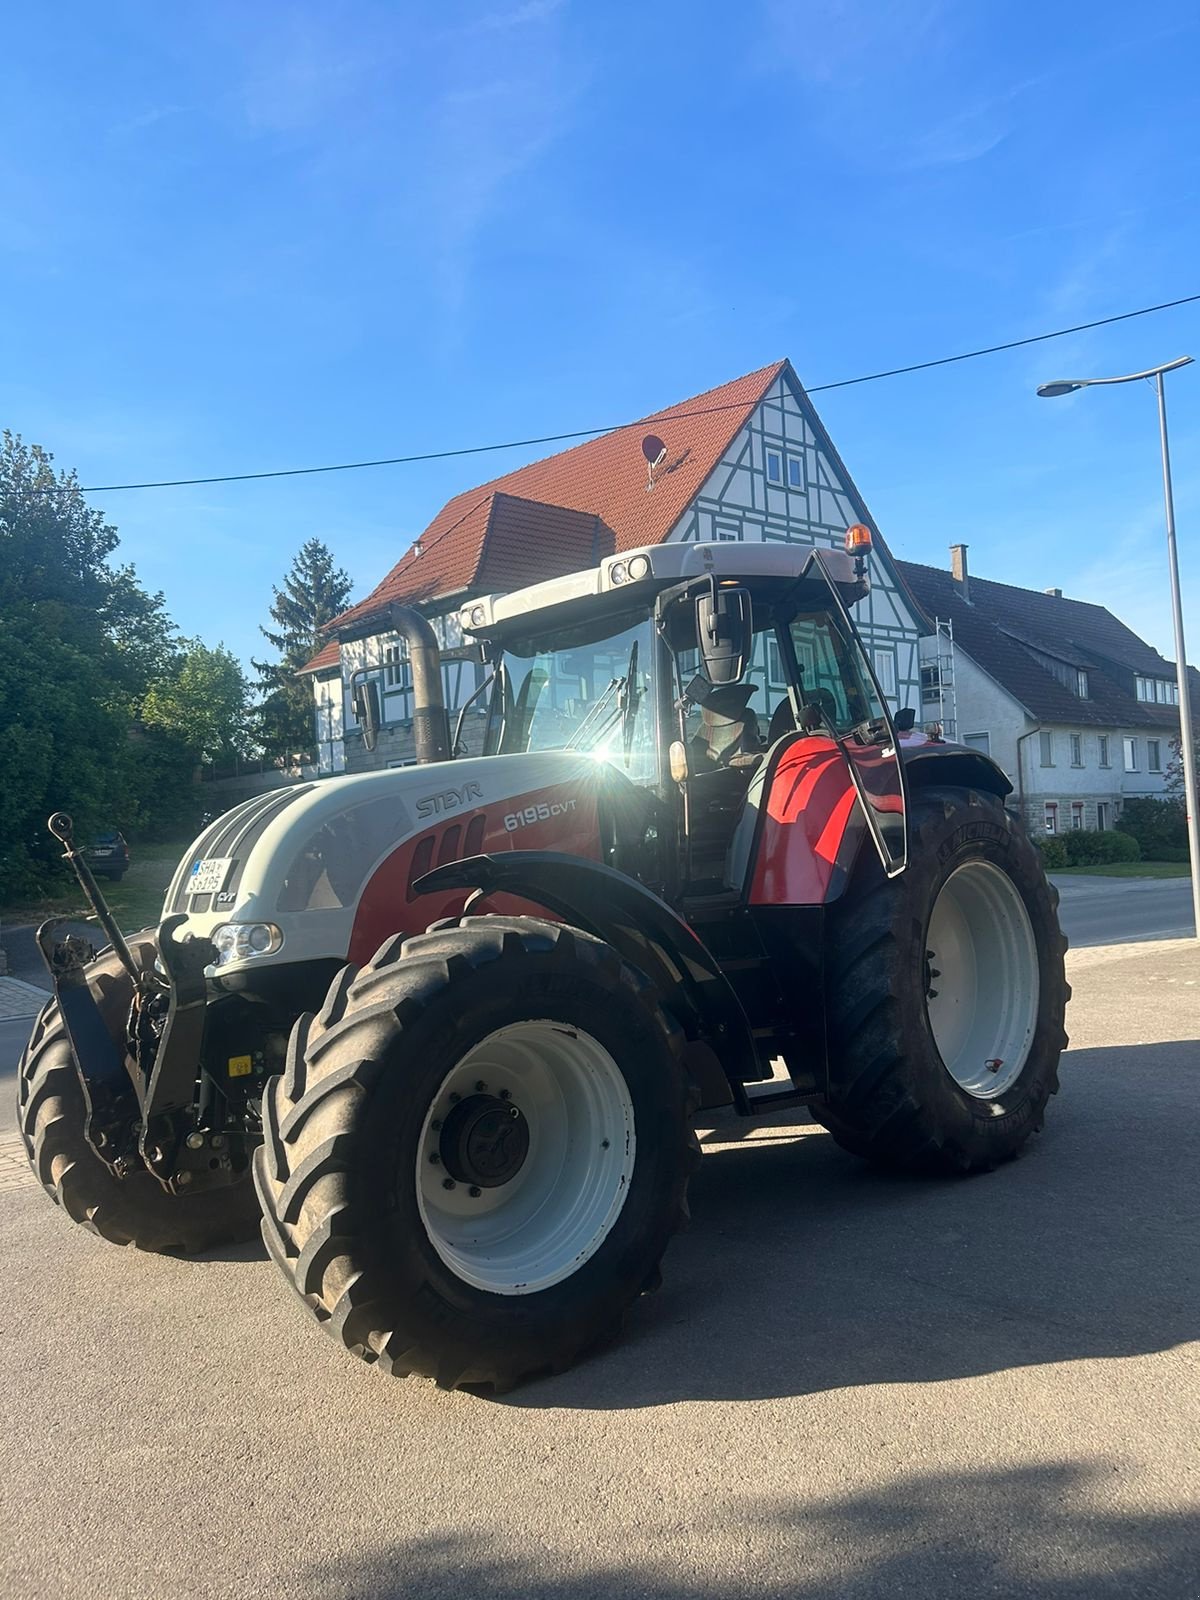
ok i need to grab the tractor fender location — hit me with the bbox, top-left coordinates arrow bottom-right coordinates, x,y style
900,744 -> 1013,800
414,851 -> 756,1107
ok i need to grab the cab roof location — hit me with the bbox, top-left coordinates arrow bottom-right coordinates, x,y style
460,541 -> 864,644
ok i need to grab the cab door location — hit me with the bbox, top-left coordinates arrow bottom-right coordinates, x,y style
782,580 -> 907,877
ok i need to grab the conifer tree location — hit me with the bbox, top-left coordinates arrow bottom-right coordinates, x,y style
253,539 -> 351,760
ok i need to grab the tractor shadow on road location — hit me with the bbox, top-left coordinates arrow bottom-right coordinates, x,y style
307,1460 -> 1200,1599
501,1040 -> 1199,1412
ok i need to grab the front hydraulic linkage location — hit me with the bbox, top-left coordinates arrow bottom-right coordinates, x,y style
36,812 -> 239,1196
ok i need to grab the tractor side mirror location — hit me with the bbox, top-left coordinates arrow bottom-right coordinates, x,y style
350,672 -> 382,752
894,707 -> 916,732
696,582 -> 751,686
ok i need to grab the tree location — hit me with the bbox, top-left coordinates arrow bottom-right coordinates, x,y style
253,539 -> 351,761
1165,733 -> 1199,809
0,432 -> 183,897
141,640 -> 253,767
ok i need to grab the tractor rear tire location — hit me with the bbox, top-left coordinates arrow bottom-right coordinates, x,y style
16,937 -> 260,1253
255,916 -> 699,1391
815,786 -> 1069,1174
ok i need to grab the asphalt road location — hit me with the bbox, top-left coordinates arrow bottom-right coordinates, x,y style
1,940 -> 1198,1599
1051,874 -> 1196,948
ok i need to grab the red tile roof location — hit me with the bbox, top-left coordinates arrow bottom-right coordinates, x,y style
301,361 -> 786,672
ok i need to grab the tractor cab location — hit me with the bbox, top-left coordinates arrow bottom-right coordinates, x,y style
461,537 -> 907,902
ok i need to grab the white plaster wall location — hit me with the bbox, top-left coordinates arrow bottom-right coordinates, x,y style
312,674 -> 346,776
949,650 -> 1031,781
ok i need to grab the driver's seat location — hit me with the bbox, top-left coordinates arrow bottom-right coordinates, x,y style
687,683 -> 763,772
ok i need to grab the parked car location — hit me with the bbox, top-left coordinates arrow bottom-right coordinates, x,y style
88,831 -> 130,881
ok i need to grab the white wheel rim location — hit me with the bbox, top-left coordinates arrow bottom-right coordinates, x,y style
415,1021 -> 636,1296
924,860 -> 1040,1099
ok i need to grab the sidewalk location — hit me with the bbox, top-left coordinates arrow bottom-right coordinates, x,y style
0,975 -> 49,1020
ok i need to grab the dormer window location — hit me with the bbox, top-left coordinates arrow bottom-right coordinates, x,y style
1076,669 -> 1088,698
1137,675 -> 1179,704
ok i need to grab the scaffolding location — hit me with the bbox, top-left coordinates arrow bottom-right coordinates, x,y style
918,618 -> 958,741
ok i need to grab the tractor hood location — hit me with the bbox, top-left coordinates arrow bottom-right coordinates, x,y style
161,753 -> 606,979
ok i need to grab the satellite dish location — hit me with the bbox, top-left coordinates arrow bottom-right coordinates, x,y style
641,434 -> 668,468
642,433 -> 668,492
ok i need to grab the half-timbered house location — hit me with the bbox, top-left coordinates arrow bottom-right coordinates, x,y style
300,359 -> 924,773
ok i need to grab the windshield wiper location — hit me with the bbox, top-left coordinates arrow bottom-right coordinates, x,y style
565,677 -> 622,750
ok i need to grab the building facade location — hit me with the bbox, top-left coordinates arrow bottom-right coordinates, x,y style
302,360 -> 925,774
899,548 -> 1192,835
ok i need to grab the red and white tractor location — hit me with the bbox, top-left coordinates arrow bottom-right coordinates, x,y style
19,533 -> 1068,1390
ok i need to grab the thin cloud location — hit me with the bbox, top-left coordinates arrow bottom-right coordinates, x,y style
478,0 -> 567,29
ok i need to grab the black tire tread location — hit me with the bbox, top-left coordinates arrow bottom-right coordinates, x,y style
813,787 -> 1069,1174
255,915 -> 699,1390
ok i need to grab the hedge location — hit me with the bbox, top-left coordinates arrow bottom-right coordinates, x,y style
1116,796 -> 1189,860
1035,831 -> 1141,867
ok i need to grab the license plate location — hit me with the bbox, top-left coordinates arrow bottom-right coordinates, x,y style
92,848 -> 114,857
188,857 -> 235,895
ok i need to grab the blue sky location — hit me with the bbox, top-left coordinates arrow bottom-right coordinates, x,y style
2,0 -> 1199,664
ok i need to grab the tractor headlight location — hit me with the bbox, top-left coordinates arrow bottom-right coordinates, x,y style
627,554 -> 651,580
210,922 -> 284,966
468,604 -> 486,627
609,560 -> 629,585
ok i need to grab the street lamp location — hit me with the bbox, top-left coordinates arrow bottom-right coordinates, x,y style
1037,355 -> 1199,940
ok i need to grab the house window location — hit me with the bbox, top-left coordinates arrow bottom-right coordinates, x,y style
1097,802 -> 1110,832
1098,735 -> 1110,768
1071,802 -> 1084,830
1044,802 -> 1058,835
873,648 -> 896,699
964,732 -> 991,755
1039,731 -> 1054,767
1136,676 -> 1177,704
1123,736 -> 1138,772
1070,733 -> 1083,767
715,522 -> 740,541
1148,739 -> 1162,773
383,644 -> 406,688
1076,669 -> 1088,698
766,451 -> 782,483
787,456 -> 804,489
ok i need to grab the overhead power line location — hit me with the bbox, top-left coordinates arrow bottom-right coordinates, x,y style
50,290 -> 1200,493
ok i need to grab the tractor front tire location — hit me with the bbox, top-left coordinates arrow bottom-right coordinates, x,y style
816,786 -> 1069,1174
255,916 -> 698,1391
17,937 -> 260,1253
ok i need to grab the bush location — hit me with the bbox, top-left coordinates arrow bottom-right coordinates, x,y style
1036,835 -> 1069,869
1116,796 -> 1188,861
1062,829 -> 1140,866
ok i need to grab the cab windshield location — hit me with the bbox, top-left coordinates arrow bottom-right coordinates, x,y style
489,618 -> 658,783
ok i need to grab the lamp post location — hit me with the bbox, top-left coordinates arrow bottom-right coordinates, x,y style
1037,355 -> 1198,940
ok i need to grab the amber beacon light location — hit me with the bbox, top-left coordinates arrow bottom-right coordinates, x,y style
844,524 -> 872,554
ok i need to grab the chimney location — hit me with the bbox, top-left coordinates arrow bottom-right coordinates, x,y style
950,543 -> 970,603
1044,586 -> 1062,599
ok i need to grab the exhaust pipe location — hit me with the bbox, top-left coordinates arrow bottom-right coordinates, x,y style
337,603 -> 452,764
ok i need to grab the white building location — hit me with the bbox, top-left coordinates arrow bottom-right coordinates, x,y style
898,547 -> 1195,835
301,360 -> 924,772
